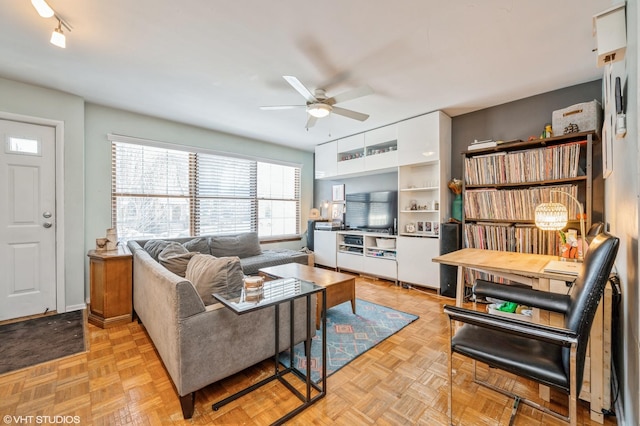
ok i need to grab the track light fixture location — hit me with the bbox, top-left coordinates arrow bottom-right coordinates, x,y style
31,0 -> 72,48
50,19 -> 65,48
31,0 -> 54,18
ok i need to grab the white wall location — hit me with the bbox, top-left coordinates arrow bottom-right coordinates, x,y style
604,1 -> 639,424
0,77 -> 86,310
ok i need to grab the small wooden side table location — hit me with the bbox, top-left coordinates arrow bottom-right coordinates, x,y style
87,245 -> 133,328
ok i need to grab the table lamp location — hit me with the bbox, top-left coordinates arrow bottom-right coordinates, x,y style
534,189 -> 586,261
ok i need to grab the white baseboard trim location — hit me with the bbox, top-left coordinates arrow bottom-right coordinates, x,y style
66,304 -> 87,312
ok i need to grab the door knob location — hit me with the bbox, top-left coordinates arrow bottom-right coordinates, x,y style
43,222 -> 52,228
43,211 -> 52,218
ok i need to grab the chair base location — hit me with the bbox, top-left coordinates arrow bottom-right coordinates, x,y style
473,376 -> 569,424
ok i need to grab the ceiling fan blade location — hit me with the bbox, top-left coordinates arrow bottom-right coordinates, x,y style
332,106 -> 369,122
327,85 -> 374,105
259,105 -> 305,110
283,76 -> 317,103
306,115 -> 318,129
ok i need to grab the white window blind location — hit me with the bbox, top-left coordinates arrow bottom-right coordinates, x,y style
111,140 -> 300,240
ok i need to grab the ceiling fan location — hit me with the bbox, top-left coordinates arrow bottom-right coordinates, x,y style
261,76 -> 374,128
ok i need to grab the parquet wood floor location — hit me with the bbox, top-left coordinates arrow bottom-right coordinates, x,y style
0,277 -> 617,425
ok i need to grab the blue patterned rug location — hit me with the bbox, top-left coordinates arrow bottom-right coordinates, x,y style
280,299 -> 418,383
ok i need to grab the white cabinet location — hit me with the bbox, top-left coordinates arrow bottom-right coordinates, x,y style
337,134 -> 365,175
397,111 -> 451,166
364,125 -> 398,171
396,236 -> 440,288
336,232 -> 397,281
315,141 -> 337,179
313,230 -> 337,268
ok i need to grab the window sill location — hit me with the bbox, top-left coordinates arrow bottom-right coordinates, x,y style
260,235 -> 303,244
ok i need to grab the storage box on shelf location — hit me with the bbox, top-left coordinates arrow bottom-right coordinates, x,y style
461,130 -> 603,264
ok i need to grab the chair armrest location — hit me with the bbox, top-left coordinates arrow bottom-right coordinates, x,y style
443,305 -> 577,347
474,279 -> 571,314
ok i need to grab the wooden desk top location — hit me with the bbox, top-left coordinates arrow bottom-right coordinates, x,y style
432,248 -> 574,281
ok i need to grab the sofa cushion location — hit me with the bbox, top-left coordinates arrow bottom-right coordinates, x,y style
159,250 -> 199,277
185,254 -> 244,306
183,237 -> 211,254
209,232 -> 262,259
144,239 -> 176,261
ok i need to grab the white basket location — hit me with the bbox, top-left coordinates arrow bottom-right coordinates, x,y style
487,303 -> 532,322
552,100 -> 602,134
376,238 -> 396,249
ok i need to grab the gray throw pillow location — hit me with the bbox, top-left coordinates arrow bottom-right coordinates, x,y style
159,244 -> 198,277
209,232 -> 262,258
143,240 -> 173,261
183,237 -> 211,254
185,254 -> 244,305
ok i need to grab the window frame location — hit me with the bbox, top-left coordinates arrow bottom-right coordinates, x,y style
109,134 -> 302,242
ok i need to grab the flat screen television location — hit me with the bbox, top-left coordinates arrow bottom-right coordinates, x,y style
345,191 -> 397,232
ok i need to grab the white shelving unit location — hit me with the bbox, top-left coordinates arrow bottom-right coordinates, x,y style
336,232 -> 397,281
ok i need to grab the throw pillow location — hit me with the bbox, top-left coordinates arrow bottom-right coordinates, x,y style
185,254 -> 244,305
159,249 -> 199,277
183,237 -> 211,254
144,240 -> 173,261
209,232 -> 262,258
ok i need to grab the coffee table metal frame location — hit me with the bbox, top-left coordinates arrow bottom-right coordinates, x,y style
211,278 -> 326,426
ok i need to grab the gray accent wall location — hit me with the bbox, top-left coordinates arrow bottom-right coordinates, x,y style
450,80 -> 603,180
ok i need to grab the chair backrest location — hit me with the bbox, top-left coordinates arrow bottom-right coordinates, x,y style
586,222 -> 605,244
563,232 -> 619,390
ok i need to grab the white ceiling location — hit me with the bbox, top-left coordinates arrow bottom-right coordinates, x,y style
0,0 -> 609,152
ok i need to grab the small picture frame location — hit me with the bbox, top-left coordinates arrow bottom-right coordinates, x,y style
417,221 -> 424,232
424,221 -> 432,234
432,221 -> 440,236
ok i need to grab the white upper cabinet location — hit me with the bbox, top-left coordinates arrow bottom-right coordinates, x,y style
397,111 -> 451,166
336,133 -> 365,175
364,124 -> 398,171
315,141 -> 337,179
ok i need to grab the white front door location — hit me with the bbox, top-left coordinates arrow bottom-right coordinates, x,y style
0,119 -> 57,321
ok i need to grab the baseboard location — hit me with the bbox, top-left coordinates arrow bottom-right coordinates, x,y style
66,303 -> 87,312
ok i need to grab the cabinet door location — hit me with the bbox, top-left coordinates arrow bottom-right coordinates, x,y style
398,112 -> 449,165
313,230 -> 337,268
315,141 -> 337,179
397,236 -> 440,288
337,134 -> 365,175
365,125 -> 398,171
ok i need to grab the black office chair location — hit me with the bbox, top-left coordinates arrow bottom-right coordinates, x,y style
444,232 -> 619,425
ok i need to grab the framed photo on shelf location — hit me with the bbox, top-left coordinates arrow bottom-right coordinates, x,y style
432,221 -> 440,236
417,221 -> 424,232
332,184 -> 345,202
424,221 -> 432,234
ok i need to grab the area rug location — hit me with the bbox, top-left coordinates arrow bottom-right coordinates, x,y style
280,299 -> 418,383
0,310 -> 85,375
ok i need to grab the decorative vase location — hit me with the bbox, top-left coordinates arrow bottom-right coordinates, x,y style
452,194 -> 462,222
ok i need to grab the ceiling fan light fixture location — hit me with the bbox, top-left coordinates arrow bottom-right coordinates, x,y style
307,103 -> 332,118
31,0 -> 54,18
50,20 -> 66,48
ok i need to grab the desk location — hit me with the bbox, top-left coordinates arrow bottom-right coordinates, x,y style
212,278 -> 326,425
433,248 -> 612,424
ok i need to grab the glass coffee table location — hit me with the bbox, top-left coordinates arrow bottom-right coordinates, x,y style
212,277 -> 326,425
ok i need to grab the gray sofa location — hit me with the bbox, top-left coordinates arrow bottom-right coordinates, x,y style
127,233 -> 315,419
132,232 -> 310,275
